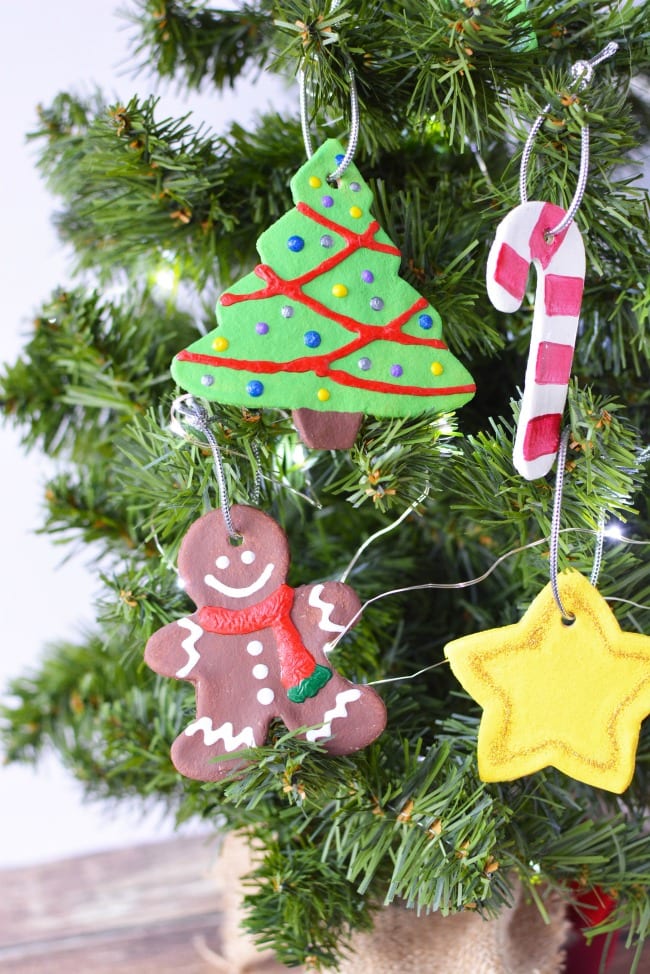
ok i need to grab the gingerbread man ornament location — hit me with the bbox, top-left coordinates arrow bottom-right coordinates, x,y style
145,505 -> 386,781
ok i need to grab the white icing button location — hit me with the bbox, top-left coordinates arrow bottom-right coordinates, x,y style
252,663 -> 269,680
257,688 -> 275,705
215,555 -> 230,570
241,550 -> 256,564
247,640 -> 264,656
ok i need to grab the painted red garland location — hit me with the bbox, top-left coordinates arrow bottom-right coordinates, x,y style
177,201 -> 474,399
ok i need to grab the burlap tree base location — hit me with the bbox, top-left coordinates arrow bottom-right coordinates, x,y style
209,833 -> 568,974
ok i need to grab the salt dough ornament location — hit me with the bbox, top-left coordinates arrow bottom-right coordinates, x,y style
145,505 -> 386,781
444,571 -> 650,793
486,201 -> 585,480
171,138 -> 476,449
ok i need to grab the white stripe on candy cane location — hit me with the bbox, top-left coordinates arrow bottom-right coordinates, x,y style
486,201 -> 586,480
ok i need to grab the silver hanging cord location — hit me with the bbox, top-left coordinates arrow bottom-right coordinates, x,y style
299,64 -> 360,181
250,440 -> 263,507
549,428 -> 573,620
519,41 -> 618,238
590,512 -> 606,587
549,427 -> 608,619
169,395 -> 240,541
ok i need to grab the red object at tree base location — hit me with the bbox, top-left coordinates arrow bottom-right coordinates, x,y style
564,886 -> 619,974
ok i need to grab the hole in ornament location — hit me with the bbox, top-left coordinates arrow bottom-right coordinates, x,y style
561,613 -> 576,627
228,534 -> 244,547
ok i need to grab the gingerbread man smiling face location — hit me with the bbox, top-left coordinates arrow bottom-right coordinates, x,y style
145,505 -> 386,781
179,506 -> 290,610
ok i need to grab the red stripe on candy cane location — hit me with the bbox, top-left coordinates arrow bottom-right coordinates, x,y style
535,342 -> 575,385
544,274 -> 584,317
493,242 -> 530,301
522,413 -> 563,462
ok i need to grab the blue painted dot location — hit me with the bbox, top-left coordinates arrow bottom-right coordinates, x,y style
350,181 -> 361,192
246,380 -> 264,398
390,364 -> 403,378
281,305 -> 294,318
370,297 -> 384,311
418,313 -> 433,330
335,153 -> 345,165
201,374 -> 214,386
304,330 -> 322,348
361,269 -> 374,284
256,321 -> 269,335
322,195 -> 334,208
358,357 -> 372,371
320,235 -> 333,248
287,235 -> 305,252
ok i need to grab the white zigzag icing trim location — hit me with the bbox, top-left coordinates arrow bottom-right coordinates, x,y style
175,618 -> 203,678
309,584 -> 346,633
306,689 -> 362,742
185,716 -> 255,751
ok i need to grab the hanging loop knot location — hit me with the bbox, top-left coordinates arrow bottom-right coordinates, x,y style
299,63 -> 360,181
519,41 -> 618,238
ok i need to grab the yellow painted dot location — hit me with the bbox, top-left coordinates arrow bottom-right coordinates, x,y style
212,336 -> 229,352
317,388 -> 330,402
308,176 -> 322,188
431,361 -> 444,376
332,284 -> 348,298
349,206 -> 363,219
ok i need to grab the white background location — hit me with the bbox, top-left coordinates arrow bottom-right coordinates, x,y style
0,0 -> 288,868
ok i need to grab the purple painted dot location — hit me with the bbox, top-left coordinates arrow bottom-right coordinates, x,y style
287,235 -> 304,252
350,181 -> 361,192
358,357 -> 372,371
370,297 -> 384,311
320,234 -> 333,248
246,380 -> 264,398
256,321 -> 269,335
361,270 -> 374,284
281,305 -> 294,318
201,374 -> 214,387
321,195 -> 334,208
390,364 -> 404,378
304,330 -> 321,348
418,313 -> 433,330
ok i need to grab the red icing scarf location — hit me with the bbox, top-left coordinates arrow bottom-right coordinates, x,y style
197,584 -> 318,689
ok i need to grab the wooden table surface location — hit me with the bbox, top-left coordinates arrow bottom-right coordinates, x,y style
0,835 -> 646,973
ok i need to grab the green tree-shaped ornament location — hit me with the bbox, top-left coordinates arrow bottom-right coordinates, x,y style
172,139 -> 476,448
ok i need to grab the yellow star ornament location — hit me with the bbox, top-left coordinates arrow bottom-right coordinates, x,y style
444,571 -> 650,793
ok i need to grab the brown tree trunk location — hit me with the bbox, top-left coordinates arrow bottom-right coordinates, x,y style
292,408 -> 363,449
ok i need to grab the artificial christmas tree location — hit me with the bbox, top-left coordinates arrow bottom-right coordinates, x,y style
2,2 -> 650,972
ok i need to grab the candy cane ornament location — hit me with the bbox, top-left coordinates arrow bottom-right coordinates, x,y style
486,201 -> 585,480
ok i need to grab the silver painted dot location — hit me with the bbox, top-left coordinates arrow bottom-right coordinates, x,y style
241,550 -> 256,565
247,640 -> 264,656
215,555 -> 230,570
281,305 -> 294,318
252,663 -> 269,680
257,687 -> 275,705
201,375 -> 214,386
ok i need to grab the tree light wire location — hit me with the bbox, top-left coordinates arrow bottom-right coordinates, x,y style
299,64 -> 360,180
519,41 -> 618,237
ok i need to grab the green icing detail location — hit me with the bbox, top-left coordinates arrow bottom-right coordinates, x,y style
172,138 -> 475,418
286,664 -> 333,703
